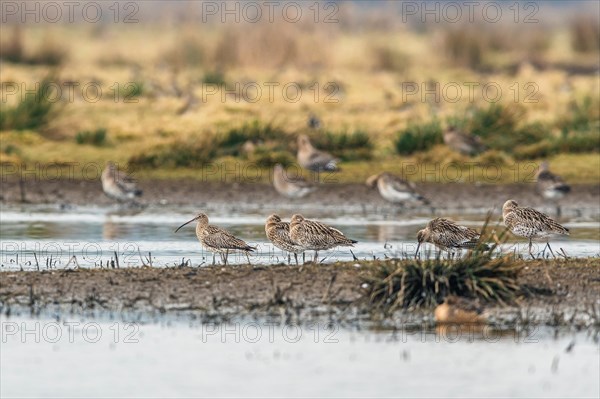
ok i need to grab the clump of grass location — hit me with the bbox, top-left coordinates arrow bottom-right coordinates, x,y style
363,251 -> 522,312
570,15 -> 600,53
0,28 -> 67,66
75,128 -> 107,146
557,96 -> 600,134
121,82 -> 144,98
310,130 -> 373,161
219,120 -> 289,156
128,135 -> 218,169
0,75 -> 59,131
202,70 -> 227,86
371,45 -> 410,72
442,25 -> 485,70
247,149 -> 295,168
394,121 -> 442,155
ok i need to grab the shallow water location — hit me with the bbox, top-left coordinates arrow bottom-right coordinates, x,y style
1,204 -> 598,270
1,315 -> 598,398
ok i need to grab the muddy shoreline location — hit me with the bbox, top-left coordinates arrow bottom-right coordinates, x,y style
1,178 -> 599,216
1,259 -> 598,328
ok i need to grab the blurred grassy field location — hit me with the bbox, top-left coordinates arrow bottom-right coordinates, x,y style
1,2 -> 598,184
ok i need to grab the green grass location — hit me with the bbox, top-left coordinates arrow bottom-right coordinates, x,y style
394,120 -> 443,155
75,128 -> 107,146
0,75 -> 60,131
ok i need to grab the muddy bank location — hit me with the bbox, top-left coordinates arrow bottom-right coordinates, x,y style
1,259 -> 598,328
1,178 -> 599,216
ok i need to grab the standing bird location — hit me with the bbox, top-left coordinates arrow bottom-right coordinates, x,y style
443,126 -> 486,156
366,172 -> 430,206
265,214 -> 305,265
273,164 -> 316,199
297,134 -> 338,172
502,199 -> 569,259
289,214 -> 357,263
415,218 -> 488,257
175,213 -> 254,266
101,161 -> 142,203
535,161 -> 571,216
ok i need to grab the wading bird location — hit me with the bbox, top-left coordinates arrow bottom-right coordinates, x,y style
415,218 -> 488,257
265,214 -> 305,265
535,161 -> 571,216
175,213 -> 254,266
297,134 -> 338,172
101,161 -> 142,204
366,172 -> 430,206
289,214 -> 357,263
443,126 -> 486,156
502,199 -> 569,259
273,164 -> 316,199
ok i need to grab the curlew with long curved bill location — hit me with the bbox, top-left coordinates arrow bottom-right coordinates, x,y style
297,134 -> 338,172
443,126 -> 486,156
366,172 -> 430,206
175,213 -> 254,266
415,218 -> 488,258
273,164 -> 316,199
289,214 -> 357,263
265,214 -> 305,265
502,199 -> 569,259
101,161 -> 142,203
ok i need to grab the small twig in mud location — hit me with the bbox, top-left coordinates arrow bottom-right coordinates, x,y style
321,273 -> 338,302
34,252 -> 39,271
137,248 -> 149,267
350,250 -> 358,261
114,251 -> 120,268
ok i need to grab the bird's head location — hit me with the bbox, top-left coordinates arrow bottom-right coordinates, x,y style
175,213 -> 209,232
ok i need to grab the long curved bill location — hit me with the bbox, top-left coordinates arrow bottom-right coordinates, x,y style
414,242 -> 421,258
175,217 -> 197,233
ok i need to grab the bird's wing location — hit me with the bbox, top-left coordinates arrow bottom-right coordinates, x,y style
514,207 -> 569,235
203,226 -> 253,251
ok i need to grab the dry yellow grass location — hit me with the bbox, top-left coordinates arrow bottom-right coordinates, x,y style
1,4 -> 598,183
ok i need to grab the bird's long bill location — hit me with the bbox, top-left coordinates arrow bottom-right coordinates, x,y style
174,217 -> 197,233
414,242 -> 421,258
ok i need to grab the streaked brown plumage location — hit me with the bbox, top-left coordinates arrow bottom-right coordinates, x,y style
366,172 -> 429,205
273,164 -> 316,199
443,126 -> 486,156
265,214 -> 305,265
297,134 -> 338,172
434,296 -> 486,324
101,161 -> 142,203
535,161 -> 571,201
502,199 -> 569,258
289,214 -> 357,263
416,218 -> 487,256
175,213 -> 254,265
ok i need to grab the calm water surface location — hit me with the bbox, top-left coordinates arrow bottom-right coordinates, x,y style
1,204 -> 599,269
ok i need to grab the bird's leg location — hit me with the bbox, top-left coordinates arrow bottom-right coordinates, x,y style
245,251 -> 251,265
294,253 -> 299,266
212,253 -> 216,266
546,241 -> 556,259
302,252 -> 306,264
528,238 -> 535,259
225,249 -> 229,266
287,253 -> 291,265
313,251 -> 319,263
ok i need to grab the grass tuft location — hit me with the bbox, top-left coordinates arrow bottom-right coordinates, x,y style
394,120 -> 442,155
75,128 -> 107,146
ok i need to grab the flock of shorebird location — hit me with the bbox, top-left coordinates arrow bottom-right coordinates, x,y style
100,132 -> 572,265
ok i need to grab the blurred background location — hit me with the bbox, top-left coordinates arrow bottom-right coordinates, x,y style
0,0 -> 599,183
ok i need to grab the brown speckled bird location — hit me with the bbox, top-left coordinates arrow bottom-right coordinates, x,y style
297,134 -> 338,172
502,199 -> 569,259
289,214 -> 357,263
273,164 -> 316,199
101,161 -> 142,203
443,126 -> 486,156
175,213 -> 254,266
416,218 -> 488,257
265,214 -> 305,265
